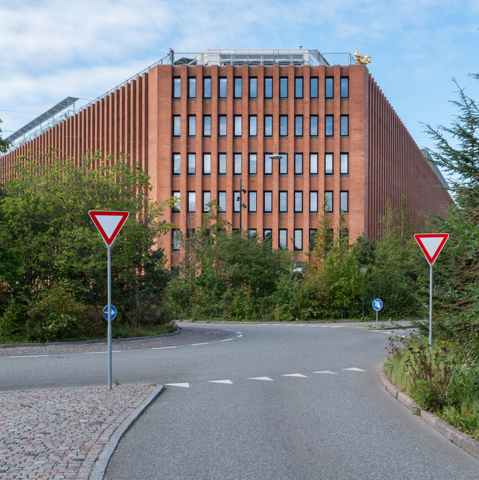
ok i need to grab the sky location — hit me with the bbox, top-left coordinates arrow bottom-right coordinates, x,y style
1,0 -> 478,184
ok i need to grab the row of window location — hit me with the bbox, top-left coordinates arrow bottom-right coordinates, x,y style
173,77 -> 349,100
172,190 -> 349,214
173,152 -> 349,175
173,114 -> 349,137
172,228 -> 344,252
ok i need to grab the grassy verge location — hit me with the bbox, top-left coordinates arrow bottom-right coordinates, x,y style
385,332 -> 479,441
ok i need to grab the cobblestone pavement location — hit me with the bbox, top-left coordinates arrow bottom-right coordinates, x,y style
0,384 -> 156,479
0,327 -> 231,357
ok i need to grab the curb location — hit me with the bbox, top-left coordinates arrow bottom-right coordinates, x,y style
90,384 -> 164,480
0,328 -> 180,349
379,369 -> 479,461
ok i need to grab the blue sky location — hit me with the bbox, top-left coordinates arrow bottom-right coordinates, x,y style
1,0 -> 478,183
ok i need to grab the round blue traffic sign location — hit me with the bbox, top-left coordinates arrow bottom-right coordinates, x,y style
103,305 -> 117,321
372,299 -> 383,311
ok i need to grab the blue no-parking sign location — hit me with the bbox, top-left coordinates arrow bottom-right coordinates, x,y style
103,305 -> 117,321
372,299 -> 383,311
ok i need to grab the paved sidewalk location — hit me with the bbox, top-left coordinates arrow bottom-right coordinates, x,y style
0,384 -> 157,479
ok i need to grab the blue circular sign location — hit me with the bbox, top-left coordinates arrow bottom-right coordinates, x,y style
372,299 -> 383,311
103,305 -> 117,321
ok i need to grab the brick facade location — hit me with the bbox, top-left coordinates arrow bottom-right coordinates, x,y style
1,62 -> 452,264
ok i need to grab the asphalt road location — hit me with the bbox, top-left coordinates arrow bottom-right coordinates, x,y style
2,323 -> 479,479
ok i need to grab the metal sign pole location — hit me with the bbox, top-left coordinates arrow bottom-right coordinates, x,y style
376,310 -> 378,328
429,265 -> 433,351
108,245 -> 112,390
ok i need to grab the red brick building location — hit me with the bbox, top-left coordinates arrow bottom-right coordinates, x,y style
1,49 -> 452,263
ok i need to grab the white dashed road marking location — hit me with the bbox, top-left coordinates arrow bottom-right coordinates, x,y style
314,371 -> 338,375
165,383 -> 190,388
9,355 -> 49,358
208,380 -> 233,384
248,377 -> 274,381
84,351 -> 120,355
343,367 -> 366,372
282,374 -> 307,378
192,343 -> 209,346
152,346 -> 177,350
222,338 -> 233,342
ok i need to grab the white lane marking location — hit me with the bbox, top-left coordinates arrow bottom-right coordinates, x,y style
318,325 -> 330,327
208,380 -> 233,384
329,326 -> 343,328
307,325 -> 319,327
248,377 -> 274,381
237,332 -> 242,334
9,355 -> 49,358
192,343 -> 209,346
313,371 -> 338,375
84,351 -> 121,354
165,383 -> 190,388
343,367 -> 366,372
297,325 -> 305,327
238,335 -> 243,338
282,373 -> 307,378
222,338 -> 233,342
152,346 -> 177,350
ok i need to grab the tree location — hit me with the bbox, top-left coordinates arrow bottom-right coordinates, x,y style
0,118 -> 9,155
0,148 -> 175,340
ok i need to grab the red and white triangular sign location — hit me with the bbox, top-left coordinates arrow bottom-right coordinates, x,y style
89,211 -> 129,246
414,233 -> 449,266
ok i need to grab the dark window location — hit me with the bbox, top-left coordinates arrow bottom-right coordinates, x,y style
279,229 -> 287,249
325,191 -> 333,213
264,154 -> 272,175
234,154 -> 241,175
325,153 -> 333,175
219,77 -> 227,98
203,191 -> 211,212
265,78 -> 273,98
295,116 -> 303,137
249,191 -> 257,212
280,116 -> 288,136
325,77 -> 334,98
279,154 -> 288,174
264,115 -> 273,136
249,229 -> 257,237
172,229 -> 180,251
310,191 -> 318,212
310,77 -> 318,98
234,77 -> 242,98
218,154 -> 227,175
310,153 -> 318,174
188,115 -> 196,136
294,229 -> 303,251
294,154 -> 303,175
173,116 -> 181,137
295,77 -> 303,98
250,78 -> 258,98
188,191 -> 196,212
188,153 -> 195,175
341,115 -> 349,136
249,116 -> 257,136
173,154 -> 180,175
279,191 -> 288,212
340,153 -> 349,174
264,191 -> 272,212
203,154 -> 211,175
325,115 -> 333,136
294,191 -> 303,212
203,116 -> 211,136
234,116 -> 242,137
310,115 -> 318,136
188,78 -> 196,98
341,77 -> 349,98
340,191 -> 349,212
280,77 -> 288,98
219,115 -> 227,136
172,191 -> 180,213
264,229 -> 272,241
173,78 -> 181,98
234,191 -> 240,212
218,191 -> 226,212
249,154 -> 257,174
309,229 -> 317,251
204,77 -> 212,98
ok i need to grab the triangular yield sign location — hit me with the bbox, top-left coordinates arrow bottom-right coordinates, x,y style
89,211 -> 129,246
414,233 -> 449,266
